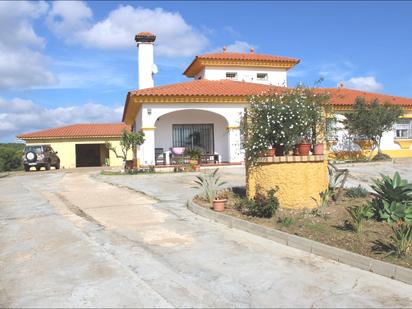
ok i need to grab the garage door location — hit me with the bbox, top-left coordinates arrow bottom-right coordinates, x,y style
75,144 -> 102,167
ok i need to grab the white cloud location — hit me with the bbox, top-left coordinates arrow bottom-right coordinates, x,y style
0,1 -> 57,89
342,76 -> 383,92
47,3 -> 208,57
225,40 -> 256,53
0,97 -> 123,142
46,1 -> 92,39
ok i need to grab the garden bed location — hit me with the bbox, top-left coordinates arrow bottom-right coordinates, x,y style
194,188 -> 412,269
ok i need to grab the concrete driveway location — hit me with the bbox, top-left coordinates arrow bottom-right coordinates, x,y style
1,165 -> 412,307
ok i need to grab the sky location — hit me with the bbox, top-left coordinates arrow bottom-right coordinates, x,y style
1,1 -> 411,142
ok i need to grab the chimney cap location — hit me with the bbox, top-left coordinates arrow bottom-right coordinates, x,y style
135,32 -> 156,43
223,46 -> 227,53
249,47 -> 254,54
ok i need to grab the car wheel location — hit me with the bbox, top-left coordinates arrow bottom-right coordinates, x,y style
36,166 -> 41,171
24,165 -> 30,172
45,162 -> 51,170
55,162 -> 60,170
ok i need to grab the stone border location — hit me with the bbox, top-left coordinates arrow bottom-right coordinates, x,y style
187,200 -> 412,285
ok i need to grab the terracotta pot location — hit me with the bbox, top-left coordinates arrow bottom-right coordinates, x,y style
298,143 -> 311,156
192,164 -> 200,172
313,143 -> 324,155
212,198 -> 227,212
275,145 -> 285,156
189,159 -> 199,165
257,149 -> 275,157
266,148 -> 276,157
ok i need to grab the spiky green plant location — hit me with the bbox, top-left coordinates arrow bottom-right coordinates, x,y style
371,172 -> 412,203
390,223 -> 412,257
346,204 -> 374,233
193,169 -> 227,203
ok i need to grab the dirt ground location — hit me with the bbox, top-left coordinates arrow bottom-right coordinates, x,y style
195,190 -> 412,269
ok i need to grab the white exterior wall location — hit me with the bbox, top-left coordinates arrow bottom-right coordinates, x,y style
138,42 -> 155,89
195,66 -> 288,86
136,103 -> 245,165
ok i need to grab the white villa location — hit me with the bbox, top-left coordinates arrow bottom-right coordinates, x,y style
19,32 -> 412,169
123,32 -> 412,166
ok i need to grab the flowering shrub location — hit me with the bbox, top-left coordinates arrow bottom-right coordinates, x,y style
242,85 -> 330,163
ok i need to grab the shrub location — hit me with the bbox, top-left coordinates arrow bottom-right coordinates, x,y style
345,185 -> 369,198
193,169 -> 226,203
0,143 -> 24,172
346,204 -> 374,233
389,223 -> 412,257
238,188 -> 279,218
372,153 -> 391,161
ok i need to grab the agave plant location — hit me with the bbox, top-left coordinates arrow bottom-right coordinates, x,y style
346,204 -> 374,233
378,201 -> 412,224
371,172 -> 412,203
390,223 -> 412,257
193,169 -> 227,203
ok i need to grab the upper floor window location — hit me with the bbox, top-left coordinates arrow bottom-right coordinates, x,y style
226,72 -> 237,79
394,118 -> 412,139
256,73 -> 268,80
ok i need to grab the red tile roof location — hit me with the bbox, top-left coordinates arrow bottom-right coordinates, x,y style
18,123 -> 130,140
195,52 -> 300,63
128,79 -> 412,106
183,52 -> 300,77
129,79 -> 278,97
321,88 -> 412,106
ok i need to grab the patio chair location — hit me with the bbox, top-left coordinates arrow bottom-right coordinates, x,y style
155,148 -> 166,165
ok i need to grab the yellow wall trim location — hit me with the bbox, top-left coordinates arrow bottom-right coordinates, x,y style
394,140 -> 412,150
227,125 -> 240,129
141,127 -> 156,131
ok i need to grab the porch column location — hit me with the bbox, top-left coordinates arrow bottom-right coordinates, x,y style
140,127 -> 155,166
228,125 -> 243,162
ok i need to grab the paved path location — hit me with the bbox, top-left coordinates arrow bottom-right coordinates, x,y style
1,168 -> 412,307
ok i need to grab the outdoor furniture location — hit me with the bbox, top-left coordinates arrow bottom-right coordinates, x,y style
200,154 -> 219,164
155,148 -> 166,165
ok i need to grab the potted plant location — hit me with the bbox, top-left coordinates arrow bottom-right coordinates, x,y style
184,147 -> 201,165
212,193 -> 227,212
298,138 -> 311,156
313,141 -> 324,155
193,169 -> 227,212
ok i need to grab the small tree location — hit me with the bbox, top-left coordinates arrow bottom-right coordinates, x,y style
344,98 -> 402,160
106,129 -> 145,170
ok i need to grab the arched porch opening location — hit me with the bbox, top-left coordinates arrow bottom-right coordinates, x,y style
154,109 -> 230,163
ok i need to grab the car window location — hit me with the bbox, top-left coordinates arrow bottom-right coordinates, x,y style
25,146 -> 42,154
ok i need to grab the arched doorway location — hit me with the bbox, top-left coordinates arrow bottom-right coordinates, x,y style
154,109 -> 230,162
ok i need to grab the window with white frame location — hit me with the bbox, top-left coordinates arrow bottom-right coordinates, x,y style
225,72 -> 237,79
394,118 -> 412,139
256,73 -> 268,80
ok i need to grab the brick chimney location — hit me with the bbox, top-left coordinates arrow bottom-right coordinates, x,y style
135,32 -> 157,89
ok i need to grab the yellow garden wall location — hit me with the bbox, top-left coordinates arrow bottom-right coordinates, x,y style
246,157 -> 328,209
25,138 -> 132,169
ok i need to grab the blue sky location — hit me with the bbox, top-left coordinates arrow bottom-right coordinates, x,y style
1,1 -> 411,142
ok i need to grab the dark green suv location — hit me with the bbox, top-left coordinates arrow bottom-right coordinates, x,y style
23,145 -> 60,172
